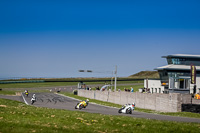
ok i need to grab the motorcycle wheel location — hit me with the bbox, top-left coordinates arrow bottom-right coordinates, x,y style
129,110 -> 132,114
79,104 -> 83,110
118,109 -> 122,113
126,108 -> 132,114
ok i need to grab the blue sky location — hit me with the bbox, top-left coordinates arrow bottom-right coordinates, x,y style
1,0 -> 200,78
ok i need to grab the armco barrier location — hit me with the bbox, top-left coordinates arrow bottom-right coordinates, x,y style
78,90 -> 193,112
0,80 -> 45,84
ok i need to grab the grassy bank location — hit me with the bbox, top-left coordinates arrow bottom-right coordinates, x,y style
0,82 -> 79,88
0,98 -> 199,133
0,81 -> 139,88
0,90 -> 16,95
0,81 -> 143,94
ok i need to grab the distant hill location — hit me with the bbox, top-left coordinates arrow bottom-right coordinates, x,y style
129,71 -> 160,79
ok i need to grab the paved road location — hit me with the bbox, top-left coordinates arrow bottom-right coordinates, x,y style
1,93 -> 200,123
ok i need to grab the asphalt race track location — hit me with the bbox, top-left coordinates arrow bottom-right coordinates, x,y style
1,93 -> 200,123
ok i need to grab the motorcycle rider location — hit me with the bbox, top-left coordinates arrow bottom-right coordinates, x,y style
123,102 -> 135,110
31,94 -> 36,104
132,102 -> 135,109
81,99 -> 89,108
24,90 -> 29,96
125,102 -> 135,107
75,99 -> 89,109
118,102 -> 135,114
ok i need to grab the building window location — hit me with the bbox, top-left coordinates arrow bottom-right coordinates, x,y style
172,58 -> 180,65
167,58 -> 172,64
179,79 -> 190,89
169,77 -> 190,89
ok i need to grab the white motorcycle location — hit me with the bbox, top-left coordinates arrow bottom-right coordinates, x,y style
118,103 -> 135,114
31,94 -> 36,105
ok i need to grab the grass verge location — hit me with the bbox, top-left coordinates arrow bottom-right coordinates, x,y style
0,90 -> 16,95
0,98 -> 200,133
0,82 -> 79,88
0,81 -> 142,89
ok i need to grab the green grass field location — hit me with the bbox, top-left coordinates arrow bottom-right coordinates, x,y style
0,82 -> 79,88
0,81 -> 143,95
0,80 -> 143,88
0,98 -> 200,133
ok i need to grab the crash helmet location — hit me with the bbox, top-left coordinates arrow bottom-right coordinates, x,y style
86,99 -> 89,102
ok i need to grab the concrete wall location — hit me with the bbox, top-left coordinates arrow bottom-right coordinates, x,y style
78,90 -> 193,112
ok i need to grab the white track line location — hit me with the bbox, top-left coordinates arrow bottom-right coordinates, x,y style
21,93 -> 29,105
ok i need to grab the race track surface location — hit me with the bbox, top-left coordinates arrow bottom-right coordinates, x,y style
1,93 -> 200,123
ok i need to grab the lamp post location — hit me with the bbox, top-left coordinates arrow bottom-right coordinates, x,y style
114,65 -> 117,92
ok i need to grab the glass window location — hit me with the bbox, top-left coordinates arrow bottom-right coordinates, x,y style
166,57 -> 200,66
172,58 -> 180,65
167,58 -> 172,64
169,77 -> 175,89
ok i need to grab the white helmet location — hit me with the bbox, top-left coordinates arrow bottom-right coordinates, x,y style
86,99 -> 89,102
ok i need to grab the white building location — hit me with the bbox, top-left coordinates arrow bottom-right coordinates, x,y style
144,54 -> 200,94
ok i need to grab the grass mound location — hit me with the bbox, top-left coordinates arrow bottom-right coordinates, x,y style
0,98 -> 200,133
129,71 -> 160,79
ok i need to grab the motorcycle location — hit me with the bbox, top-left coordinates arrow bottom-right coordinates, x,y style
31,97 -> 36,104
31,94 -> 36,105
118,103 -> 135,114
24,90 -> 29,97
75,100 -> 89,110
25,92 -> 29,97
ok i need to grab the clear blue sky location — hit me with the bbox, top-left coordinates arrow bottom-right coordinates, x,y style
1,0 -> 200,78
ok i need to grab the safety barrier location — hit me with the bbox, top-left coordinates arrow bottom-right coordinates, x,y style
78,90 -> 193,112
0,80 -> 45,84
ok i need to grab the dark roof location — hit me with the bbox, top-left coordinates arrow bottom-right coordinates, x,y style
162,54 -> 200,59
155,64 -> 200,71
